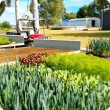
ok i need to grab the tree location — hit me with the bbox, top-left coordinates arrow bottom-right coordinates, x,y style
23,22 -> 25,26
94,0 -> 110,18
0,21 -> 11,28
77,5 -> 88,18
0,0 -> 11,16
87,2 -> 99,17
26,21 -> 33,26
30,0 -> 65,28
64,12 -> 77,19
77,4 -> 95,18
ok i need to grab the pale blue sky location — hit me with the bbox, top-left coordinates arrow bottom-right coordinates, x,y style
0,0 -> 96,25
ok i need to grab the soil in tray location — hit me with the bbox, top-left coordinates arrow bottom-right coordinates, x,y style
0,47 -> 72,63
104,57 -> 110,60
86,52 -> 110,58
85,52 -> 110,61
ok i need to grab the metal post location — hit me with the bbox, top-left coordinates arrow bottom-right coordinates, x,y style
101,11 -> 103,30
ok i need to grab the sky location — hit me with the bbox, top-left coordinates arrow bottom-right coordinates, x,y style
0,0 -> 110,25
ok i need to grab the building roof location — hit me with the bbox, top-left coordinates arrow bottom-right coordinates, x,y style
62,19 -> 71,21
101,8 -> 110,11
63,17 -> 100,22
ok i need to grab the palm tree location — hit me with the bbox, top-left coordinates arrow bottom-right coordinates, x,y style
0,0 -> 11,16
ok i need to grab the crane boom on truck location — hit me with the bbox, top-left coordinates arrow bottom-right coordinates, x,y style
15,0 -> 39,34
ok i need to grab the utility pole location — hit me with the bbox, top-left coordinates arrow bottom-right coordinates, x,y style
32,0 -> 40,34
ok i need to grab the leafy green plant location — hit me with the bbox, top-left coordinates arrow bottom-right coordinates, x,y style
0,63 -> 110,110
0,36 -> 10,45
40,64 -> 100,88
86,37 -> 110,56
43,53 -> 110,81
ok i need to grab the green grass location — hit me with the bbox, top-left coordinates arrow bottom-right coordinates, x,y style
86,27 -> 101,29
1,27 -> 110,48
40,28 -> 110,48
0,28 -> 15,32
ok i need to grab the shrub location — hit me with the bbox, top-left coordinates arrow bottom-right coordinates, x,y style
19,53 -> 48,67
0,63 -> 110,110
0,23 -> 1,28
0,36 -> 10,45
86,37 -> 110,56
1,21 -> 11,29
43,53 -> 110,81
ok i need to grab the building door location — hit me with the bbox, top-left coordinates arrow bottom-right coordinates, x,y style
92,20 -> 95,27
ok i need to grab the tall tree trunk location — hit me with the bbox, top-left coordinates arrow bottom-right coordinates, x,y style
15,0 -> 20,33
32,0 -> 40,34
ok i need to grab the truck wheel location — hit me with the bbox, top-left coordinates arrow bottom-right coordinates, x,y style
27,42 -> 33,47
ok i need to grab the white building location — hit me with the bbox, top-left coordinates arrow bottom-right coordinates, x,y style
57,17 -> 100,27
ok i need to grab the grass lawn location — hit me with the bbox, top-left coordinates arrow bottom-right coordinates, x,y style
86,27 -> 101,29
40,28 -> 110,48
1,27 -> 110,48
0,28 -> 15,32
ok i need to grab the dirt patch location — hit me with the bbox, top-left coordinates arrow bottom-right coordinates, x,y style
0,32 -> 6,34
0,47 -> 72,63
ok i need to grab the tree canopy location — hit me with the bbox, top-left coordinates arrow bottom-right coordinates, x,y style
77,5 -> 88,18
30,0 -> 65,27
76,0 -> 110,18
95,0 -> 110,18
0,0 -> 11,16
87,2 -> 99,17
64,12 -> 77,19
77,1 -> 99,18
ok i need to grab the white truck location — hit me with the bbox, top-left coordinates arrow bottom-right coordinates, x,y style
6,0 -> 51,46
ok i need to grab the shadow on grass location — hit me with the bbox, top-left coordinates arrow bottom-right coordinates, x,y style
51,32 -> 110,38
52,33 -> 110,37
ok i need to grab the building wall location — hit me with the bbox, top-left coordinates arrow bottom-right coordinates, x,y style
61,21 -> 69,26
61,19 -> 100,27
87,20 -> 91,27
95,20 -> 100,27
102,10 -> 110,30
62,20 -> 86,26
